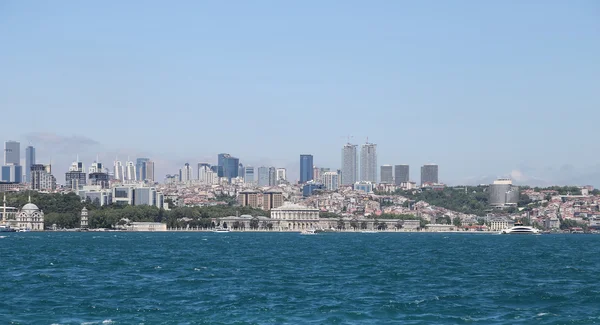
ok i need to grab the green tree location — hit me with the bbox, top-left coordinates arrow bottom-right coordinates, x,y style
360,221 -> 368,230
337,218 -> 345,230
452,217 -> 462,227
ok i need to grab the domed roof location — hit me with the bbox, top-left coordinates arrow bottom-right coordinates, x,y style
22,203 -> 39,211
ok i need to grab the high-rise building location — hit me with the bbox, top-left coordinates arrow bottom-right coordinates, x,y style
197,165 -> 216,184
31,164 -> 56,191
360,142 -> 377,183
276,168 -> 287,182
238,163 -> 245,180
313,166 -> 321,183
217,153 -> 239,181
88,160 -> 109,188
113,159 -> 124,181
136,158 -> 150,181
65,160 -> 86,191
341,143 -> 358,186
268,167 -> 277,186
197,163 -> 210,180
1,164 -> 23,183
299,154 -> 313,183
25,146 -> 35,183
322,171 -> 340,191
420,164 -> 439,185
145,160 -> 155,182
198,163 -> 211,183
4,141 -> 20,165
257,167 -> 269,187
244,166 -> 255,184
125,161 -> 136,181
489,178 -> 519,208
394,165 -> 409,185
380,165 -> 393,184
180,163 -> 192,182
88,161 -> 103,174
263,188 -> 284,209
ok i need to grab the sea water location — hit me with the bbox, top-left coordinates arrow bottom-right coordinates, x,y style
1,232 -> 599,324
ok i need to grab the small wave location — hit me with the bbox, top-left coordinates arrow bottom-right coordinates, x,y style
0,236 -> 6,239
537,313 -> 549,316
155,266 -> 161,269
102,320 -> 114,324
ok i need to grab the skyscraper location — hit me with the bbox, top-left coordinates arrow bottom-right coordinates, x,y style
276,168 -> 287,182
180,163 -> 192,182
394,165 -> 409,185
31,164 -> 56,191
4,141 -> 20,165
113,159 -> 124,181
244,166 -> 255,184
341,143 -> 358,186
322,171 -> 340,191
257,166 -> 269,187
299,154 -> 313,183
125,161 -> 136,181
420,164 -> 439,185
65,159 -> 86,191
1,165 -> 22,183
238,163 -> 245,180
25,146 -> 35,183
380,165 -> 393,184
197,163 -> 210,180
145,160 -> 155,182
136,158 -> 150,181
198,163 -> 211,183
217,153 -> 239,181
268,167 -> 277,186
360,142 -> 377,183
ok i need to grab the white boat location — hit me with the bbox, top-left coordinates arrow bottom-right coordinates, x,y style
300,229 -> 317,235
0,224 -> 16,232
213,228 -> 230,233
500,222 -> 540,234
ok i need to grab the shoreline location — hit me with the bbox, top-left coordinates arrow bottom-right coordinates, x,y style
37,229 -> 588,234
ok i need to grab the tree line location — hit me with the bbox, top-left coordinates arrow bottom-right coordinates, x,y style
3,192 -> 269,229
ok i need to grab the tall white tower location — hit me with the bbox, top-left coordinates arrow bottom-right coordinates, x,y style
125,161 -> 136,181
113,159 -> 124,181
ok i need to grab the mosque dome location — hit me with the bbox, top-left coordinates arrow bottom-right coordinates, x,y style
21,203 -> 40,211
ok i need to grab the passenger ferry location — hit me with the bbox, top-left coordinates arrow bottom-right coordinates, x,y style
499,222 -> 540,235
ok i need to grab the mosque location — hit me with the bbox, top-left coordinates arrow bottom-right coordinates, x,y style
1,194 -> 45,231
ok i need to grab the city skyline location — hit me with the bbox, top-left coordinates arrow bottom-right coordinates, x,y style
1,2 -> 598,186
5,137 -> 600,187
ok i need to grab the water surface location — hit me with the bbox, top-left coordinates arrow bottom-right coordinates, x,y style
1,232 -> 599,324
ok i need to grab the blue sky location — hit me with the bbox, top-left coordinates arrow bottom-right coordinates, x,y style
1,1 -> 599,185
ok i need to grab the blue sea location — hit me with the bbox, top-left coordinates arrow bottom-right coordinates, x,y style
1,232 -> 600,324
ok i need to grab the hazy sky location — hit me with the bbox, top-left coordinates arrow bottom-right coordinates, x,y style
1,1 -> 599,185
